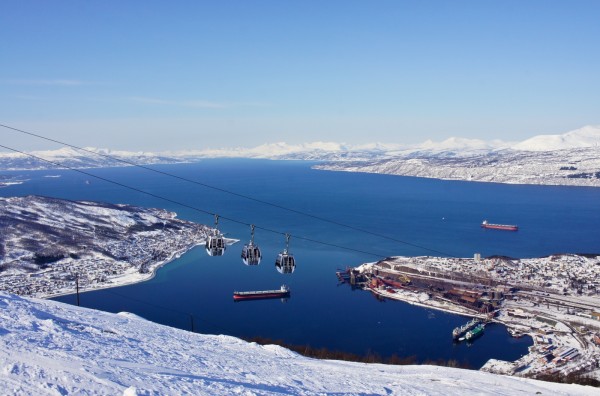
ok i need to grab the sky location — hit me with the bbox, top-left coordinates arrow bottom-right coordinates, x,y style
1,0 -> 599,152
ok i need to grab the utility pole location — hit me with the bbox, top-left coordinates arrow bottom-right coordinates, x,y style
75,273 -> 80,307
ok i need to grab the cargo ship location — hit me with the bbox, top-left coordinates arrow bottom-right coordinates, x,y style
481,220 -> 518,231
465,323 -> 485,341
233,285 -> 290,301
452,318 -> 480,340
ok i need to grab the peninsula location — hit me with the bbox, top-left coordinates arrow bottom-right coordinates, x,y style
340,254 -> 600,379
0,195 -> 218,298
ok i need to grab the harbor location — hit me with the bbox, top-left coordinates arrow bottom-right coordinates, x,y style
340,254 -> 600,379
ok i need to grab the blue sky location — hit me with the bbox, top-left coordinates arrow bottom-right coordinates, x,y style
1,1 -> 599,151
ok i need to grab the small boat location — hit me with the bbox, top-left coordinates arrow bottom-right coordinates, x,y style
233,285 -> 290,302
481,220 -> 518,231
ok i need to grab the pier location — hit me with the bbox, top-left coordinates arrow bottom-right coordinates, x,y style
342,255 -> 600,379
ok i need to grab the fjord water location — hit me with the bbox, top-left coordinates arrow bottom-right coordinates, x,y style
6,160 -> 600,367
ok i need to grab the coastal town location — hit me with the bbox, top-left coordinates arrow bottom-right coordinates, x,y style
339,253 -> 600,380
0,195 -> 214,298
0,235 -> 205,299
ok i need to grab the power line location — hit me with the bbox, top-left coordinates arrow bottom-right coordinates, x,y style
0,123 -> 456,257
0,143 -> 384,258
101,290 -> 237,335
105,289 -> 191,317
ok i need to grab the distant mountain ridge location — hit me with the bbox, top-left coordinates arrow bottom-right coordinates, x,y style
512,125 -> 600,151
1,125 -> 599,187
313,126 -> 600,187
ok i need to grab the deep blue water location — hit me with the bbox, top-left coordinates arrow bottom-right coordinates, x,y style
4,159 -> 600,368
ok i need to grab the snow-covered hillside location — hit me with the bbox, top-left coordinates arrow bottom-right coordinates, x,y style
0,146 -> 184,171
316,146 -> 600,187
2,125 -> 600,187
316,126 -> 600,187
512,125 -> 600,151
0,196 -> 211,298
0,292 -> 595,395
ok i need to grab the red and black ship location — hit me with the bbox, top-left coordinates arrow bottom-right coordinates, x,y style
233,285 -> 290,301
481,220 -> 518,231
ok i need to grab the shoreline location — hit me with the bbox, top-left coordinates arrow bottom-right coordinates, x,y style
366,283 -> 532,336
41,237 -> 239,300
365,283 -> 572,375
3,159 -> 599,189
40,243 -> 203,300
366,285 -> 490,320
314,165 -> 600,188
351,258 -> 600,379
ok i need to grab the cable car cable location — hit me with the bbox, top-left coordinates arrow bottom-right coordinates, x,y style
103,290 -> 237,335
0,143 -> 384,259
0,123 -> 456,257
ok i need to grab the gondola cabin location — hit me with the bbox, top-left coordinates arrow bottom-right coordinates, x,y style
241,243 -> 261,265
205,233 -> 226,256
275,252 -> 295,274
206,215 -> 226,256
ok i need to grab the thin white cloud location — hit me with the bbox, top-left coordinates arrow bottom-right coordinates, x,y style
128,96 -> 226,109
14,95 -> 44,101
182,100 -> 228,109
2,79 -> 96,86
128,97 -> 270,109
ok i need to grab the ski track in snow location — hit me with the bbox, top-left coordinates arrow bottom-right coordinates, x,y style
0,293 -> 596,395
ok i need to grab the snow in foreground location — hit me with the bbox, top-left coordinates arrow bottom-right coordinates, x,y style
0,293 -> 595,395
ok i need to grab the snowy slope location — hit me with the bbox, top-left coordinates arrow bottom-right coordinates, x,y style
0,147 -> 183,171
317,146 -> 600,187
409,137 -> 508,154
315,126 -> 600,187
0,293 -> 595,395
512,125 -> 600,151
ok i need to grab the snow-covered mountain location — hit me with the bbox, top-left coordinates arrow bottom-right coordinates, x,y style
0,146 -> 184,171
316,126 -> 600,187
408,136 -> 509,154
0,292 -> 594,395
512,125 -> 600,151
316,146 -> 600,187
2,125 -> 600,187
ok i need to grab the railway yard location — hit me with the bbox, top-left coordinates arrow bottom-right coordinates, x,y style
339,254 -> 600,379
